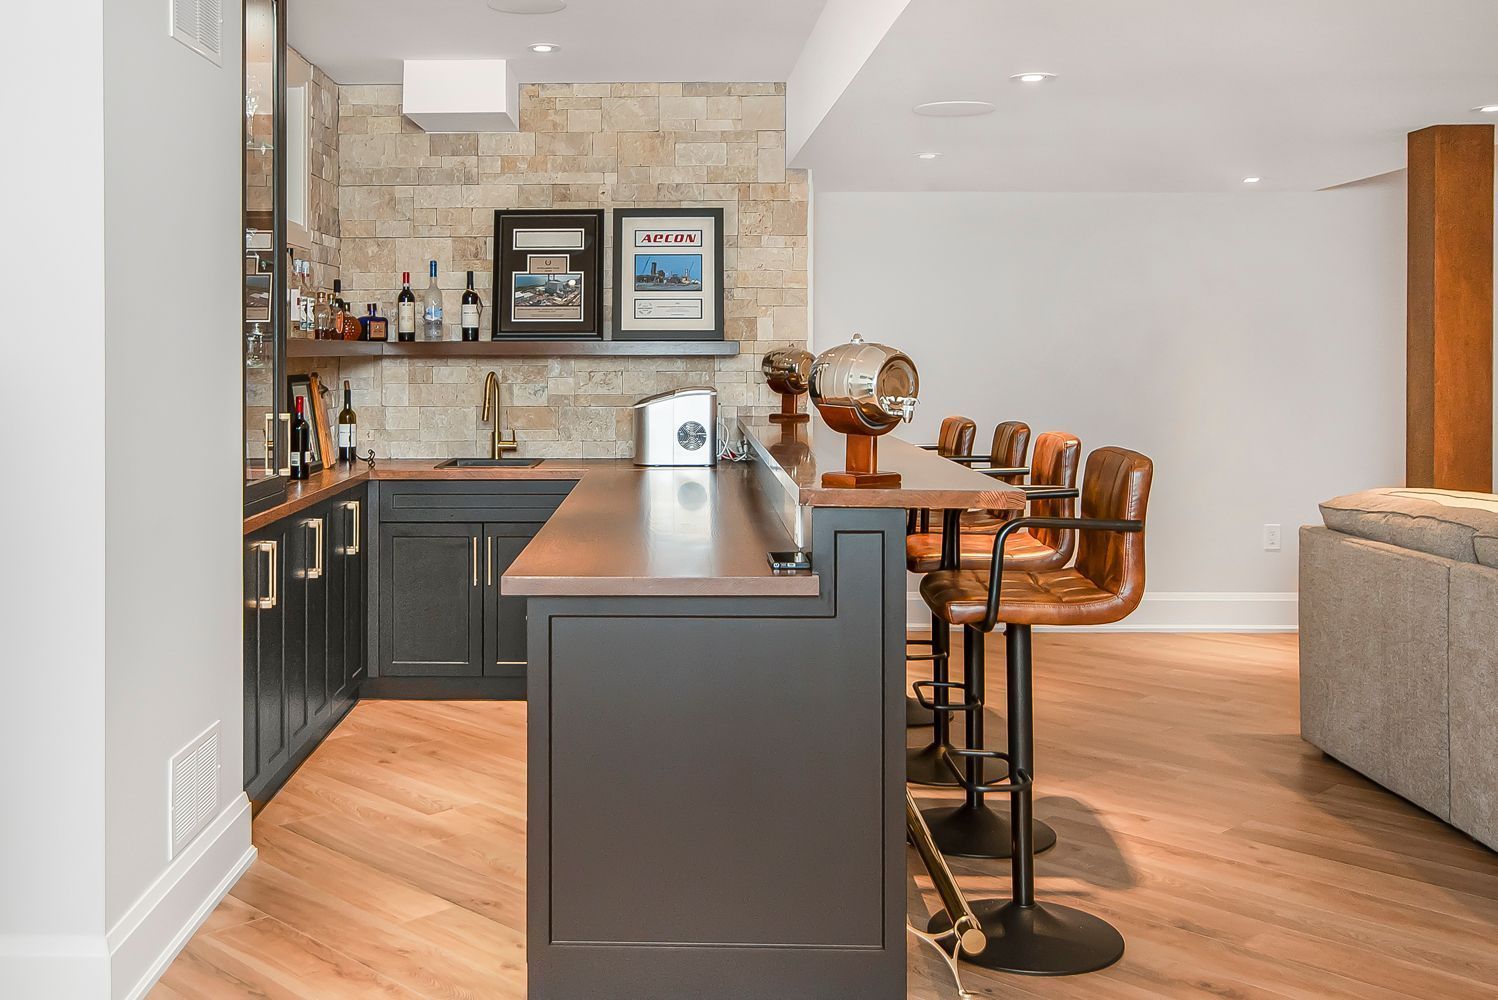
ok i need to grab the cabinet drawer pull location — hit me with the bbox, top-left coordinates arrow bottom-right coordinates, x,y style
486,536 -> 493,587
305,518 -> 325,579
345,500 -> 361,556
251,540 -> 278,609
472,537 -> 479,587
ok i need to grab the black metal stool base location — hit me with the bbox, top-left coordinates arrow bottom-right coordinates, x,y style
920,801 -> 1057,859
906,742 -> 962,787
906,695 -> 934,728
927,899 -> 1124,976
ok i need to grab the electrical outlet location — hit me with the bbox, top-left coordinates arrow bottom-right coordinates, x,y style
1263,523 -> 1282,552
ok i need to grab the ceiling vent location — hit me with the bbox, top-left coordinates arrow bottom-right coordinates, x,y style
170,0 -> 223,66
169,723 -> 222,858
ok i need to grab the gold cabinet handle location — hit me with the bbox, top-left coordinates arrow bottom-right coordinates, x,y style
345,500 -> 361,556
251,540 -> 278,609
486,536 -> 493,587
305,517 -> 324,579
472,536 -> 479,587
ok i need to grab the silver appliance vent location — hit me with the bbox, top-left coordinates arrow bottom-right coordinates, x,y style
170,0 -> 223,65
169,723 -> 221,858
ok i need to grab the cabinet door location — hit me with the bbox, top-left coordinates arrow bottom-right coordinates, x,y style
287,509 -> 330,750
325,497 -> 348,713
484,524 -> 538,677
379,521 -> 484,677
245,527 -> 289,795
334,494 -> 366,702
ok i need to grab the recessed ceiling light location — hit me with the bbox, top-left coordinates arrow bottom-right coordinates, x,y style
1473,105 -> 1498,114
529,42 -> 560,53
1010,72 -> 1056,84
1243,176 -> 1262,184
915,152 -> 940,160
912,100 -> 995,118
486,0 -> 566,13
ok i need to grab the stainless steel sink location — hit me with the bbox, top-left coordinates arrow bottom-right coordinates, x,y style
435,457 -> 543,469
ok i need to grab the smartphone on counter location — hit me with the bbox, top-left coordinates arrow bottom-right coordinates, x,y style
767,550 -> 812,571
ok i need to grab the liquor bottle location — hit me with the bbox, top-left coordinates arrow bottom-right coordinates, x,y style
314,291 -> 332,339
365,303 -> 389,342
287,254 -> 302,338
337,380 -> 358,463
331,278 -> 348,314
423,260 -> 444,341
460,270 -> 482,341
299,262 -> 314,334
290,395 -> 311,480
397,272 -> 416,342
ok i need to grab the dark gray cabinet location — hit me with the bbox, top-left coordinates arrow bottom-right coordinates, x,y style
244,522 -> 289,795
365,480 -> 573,698
244,484 -> 366,804
486,525 -> 538,676
378,521 -> 485,677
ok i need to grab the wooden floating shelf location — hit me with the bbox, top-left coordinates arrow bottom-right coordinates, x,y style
286,339 -> 740,359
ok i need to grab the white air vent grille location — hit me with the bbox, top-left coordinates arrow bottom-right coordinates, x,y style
169,723 -> 221,858
170,0 -> 223,66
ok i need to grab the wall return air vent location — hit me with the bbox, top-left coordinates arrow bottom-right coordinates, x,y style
170,0 -> 223,66
169,722 -> 222,858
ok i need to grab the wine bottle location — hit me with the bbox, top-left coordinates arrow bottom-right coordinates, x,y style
423,260 -> 444,341
299,262 -> 315,334
290,395 -> 311,480
337,380 -> 358,463
460,270 -> 482,341
397,271 -> 416,341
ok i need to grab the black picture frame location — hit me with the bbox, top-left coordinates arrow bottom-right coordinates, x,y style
612,207 -> 725,342
491,209 -> 604,339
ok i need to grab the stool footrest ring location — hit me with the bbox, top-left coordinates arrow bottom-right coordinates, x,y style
913,680 -> 982,714
906,652 -> 948,663
941,747 -> 1032,795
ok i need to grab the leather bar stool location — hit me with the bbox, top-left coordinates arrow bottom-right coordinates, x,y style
908,431 -> 1081,575
922,446 -> 1152,975
906,416 -> 977,730
906,432 -> 1080,794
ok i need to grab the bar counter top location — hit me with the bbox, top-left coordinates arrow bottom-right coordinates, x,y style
244,418 -> 1024,598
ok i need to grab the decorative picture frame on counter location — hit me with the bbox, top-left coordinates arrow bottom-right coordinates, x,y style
612,207 -> 725,341
287,372 -> 331,474
492,209 -> 604,338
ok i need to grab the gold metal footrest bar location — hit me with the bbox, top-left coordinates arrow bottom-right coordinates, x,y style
906,789 -> 984,997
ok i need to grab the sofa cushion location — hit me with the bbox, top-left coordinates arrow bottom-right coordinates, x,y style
1320,488 -> 1498,567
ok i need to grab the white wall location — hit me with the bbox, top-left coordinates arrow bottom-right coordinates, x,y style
101,0 -> 252,995
0,1 -> 250,997
814,184 -> 1408,629
0,0 -> 110,995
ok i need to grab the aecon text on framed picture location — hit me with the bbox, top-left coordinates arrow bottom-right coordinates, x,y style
492,209 -> 604,339
613,207 -> 725,341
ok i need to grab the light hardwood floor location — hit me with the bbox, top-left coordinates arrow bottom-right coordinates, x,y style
153,633 -> 1498,999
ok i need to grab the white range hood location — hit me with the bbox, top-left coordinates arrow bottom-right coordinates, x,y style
401,59 -> 519,133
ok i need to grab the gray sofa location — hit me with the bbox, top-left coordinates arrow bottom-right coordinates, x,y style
1300,487 -> 1498,851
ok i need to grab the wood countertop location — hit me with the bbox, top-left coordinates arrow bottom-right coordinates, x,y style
243,417 -> 1018,598
739,415 -> 1027,511
502,462 -> 819,597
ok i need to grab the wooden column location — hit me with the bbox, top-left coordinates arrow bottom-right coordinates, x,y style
1407,124 -> 1494,491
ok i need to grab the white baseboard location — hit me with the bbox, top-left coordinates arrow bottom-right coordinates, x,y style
111,794 -> 256,1000
905,590 -> 1298,632
0,935 -> 110,1000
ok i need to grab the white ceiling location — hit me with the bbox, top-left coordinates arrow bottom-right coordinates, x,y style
794,0 -> 1498,192
289,0 -> 827,87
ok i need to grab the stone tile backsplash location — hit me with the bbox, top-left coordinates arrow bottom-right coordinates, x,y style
292,79 -> 809,461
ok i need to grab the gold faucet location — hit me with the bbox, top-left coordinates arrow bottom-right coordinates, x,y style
481,371 -> 519,459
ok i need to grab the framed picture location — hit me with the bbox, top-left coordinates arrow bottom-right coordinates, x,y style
287,372 -> 331,474
612,207 -> 724,341
492,209 -> 603,338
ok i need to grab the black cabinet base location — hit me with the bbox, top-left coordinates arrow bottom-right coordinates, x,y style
247,693 -> 359,807
361,676 -> 526,700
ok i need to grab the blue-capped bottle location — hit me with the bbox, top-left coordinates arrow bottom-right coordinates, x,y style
422,259 -> 444,341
